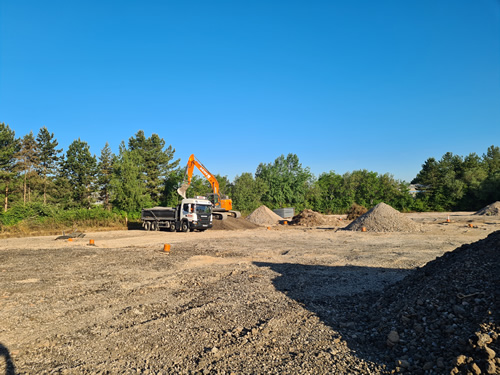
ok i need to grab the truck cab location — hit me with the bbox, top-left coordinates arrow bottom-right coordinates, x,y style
179,198 -> 213,231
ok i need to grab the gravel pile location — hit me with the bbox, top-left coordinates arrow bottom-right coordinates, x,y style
246,205 -> 282,226
345,202 -> 422,232
324,231 -> 499,374
211,217 -> 259,230
475,201 -> 500,216
292,209 -> 341,227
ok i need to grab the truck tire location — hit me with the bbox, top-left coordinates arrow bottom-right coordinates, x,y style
181,220 -> 189,232
144,221 -> 151,231
168,222 -> 176,232
150,221 -> 157,231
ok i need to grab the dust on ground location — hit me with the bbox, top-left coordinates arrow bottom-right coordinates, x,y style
0,211 -> 499,374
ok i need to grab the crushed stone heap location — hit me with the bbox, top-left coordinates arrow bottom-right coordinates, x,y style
345,202 -> 421,232
292,209 -> 341,227
475,201 -> 500,216
211,217 -> 259,230
246,205 -> 282,226
328,230 -> 500,374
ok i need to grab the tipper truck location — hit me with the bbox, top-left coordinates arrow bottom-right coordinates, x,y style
141,198 -> 213,232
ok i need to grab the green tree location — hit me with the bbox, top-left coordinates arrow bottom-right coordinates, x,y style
36,126 -> 62,204
256,153 -> 312,209
110,142 -> 151,212
97,142 -> 114,210
0,123 -> 20,211
14,131 -> 39,204
231,172 -> 268,213
483,145 -> 500,174
128,131 -> 179,204
61,139 -> 98,208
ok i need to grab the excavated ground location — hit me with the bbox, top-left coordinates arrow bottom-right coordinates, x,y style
0,211 -> 499,374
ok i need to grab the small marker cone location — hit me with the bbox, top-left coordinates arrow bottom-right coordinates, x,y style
89,239 -> 95,245
68,238 -> 73,242
163,244 -> 171,252
446,216 -> 450,223
361,227 -> 367,232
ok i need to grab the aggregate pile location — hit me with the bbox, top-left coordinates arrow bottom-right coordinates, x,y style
211,217 -> 259,230
245,205 -> 282,226
326,231 -> 499,374
345,202 -> 422,232
475,201 -> 500,216
292,209 -> 342,227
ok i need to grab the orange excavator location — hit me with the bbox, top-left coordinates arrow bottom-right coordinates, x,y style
177,154 -> 241,220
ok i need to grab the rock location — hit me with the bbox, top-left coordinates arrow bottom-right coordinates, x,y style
471,362 -> 481,375
484,346 -> 496,360
387,331 -> 400,346
455,354 -> 467,366
486,360 -> 496,374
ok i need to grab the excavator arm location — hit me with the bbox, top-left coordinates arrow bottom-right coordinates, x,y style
177,154 -> 239,218
177,154 -> 220,200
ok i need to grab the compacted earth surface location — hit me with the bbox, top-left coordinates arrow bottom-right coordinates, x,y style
0,211 -> 498,374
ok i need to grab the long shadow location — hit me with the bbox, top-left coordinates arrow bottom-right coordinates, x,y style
0,343 -> 16,375
254,260 -> 498,372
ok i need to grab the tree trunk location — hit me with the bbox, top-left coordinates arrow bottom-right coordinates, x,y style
4,185 -> 8,212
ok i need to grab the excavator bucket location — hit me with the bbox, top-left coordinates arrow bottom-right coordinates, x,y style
177,182 -> 189,199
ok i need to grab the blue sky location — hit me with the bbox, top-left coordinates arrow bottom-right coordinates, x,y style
1,0 -> 499,183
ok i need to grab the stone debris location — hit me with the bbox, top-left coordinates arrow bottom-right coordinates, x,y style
475,201 -> 500,216
211,217 -> 259,230
345,202 -> 422,232
292,209 -> 342,227
245,205 -> 282,226
326,230 -> 499,374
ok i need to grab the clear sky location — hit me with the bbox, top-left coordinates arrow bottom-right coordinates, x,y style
1,1 -> 499,183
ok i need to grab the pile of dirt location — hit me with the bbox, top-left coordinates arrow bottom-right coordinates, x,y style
475,201 -> 500,216
346,203 -> 368,220
245,205 -> 282,226
292,209 -> 341,227
211,217 -> 260,230
345,202 -> 421,232
329,230 -> 500,374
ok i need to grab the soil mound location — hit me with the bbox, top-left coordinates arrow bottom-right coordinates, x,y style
211,217 -> 259,231
246,205 -> 282,226
331,231 -> 500,374
475,201 -> 500,216
345,202 -> 421,232
292,209 -> 341,227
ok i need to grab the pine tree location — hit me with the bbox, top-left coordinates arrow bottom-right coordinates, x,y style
128,130 -> 180,204
0,123 -> 20,211
14,131 -> 39,204
97,142 -> 114,210
62,139 -> 98,208
36,126 -> 62,204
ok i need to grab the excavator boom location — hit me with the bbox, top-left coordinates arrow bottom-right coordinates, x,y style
176,154 -> 240,219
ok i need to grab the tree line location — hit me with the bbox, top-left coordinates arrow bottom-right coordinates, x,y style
1,122 -> 499,226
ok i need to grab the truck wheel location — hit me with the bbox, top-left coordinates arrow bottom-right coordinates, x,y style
168,222 -> 176,232
150,221 -> 157,231
144,221 -> 151,231
181,221 -> 189,232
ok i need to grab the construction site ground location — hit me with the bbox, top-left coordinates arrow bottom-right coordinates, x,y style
0,211 -> 499,374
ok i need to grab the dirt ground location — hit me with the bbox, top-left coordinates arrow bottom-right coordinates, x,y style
0,212 -> 498,374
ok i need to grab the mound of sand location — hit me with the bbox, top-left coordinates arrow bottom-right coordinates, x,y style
211,217 -> 260,231
292,209 -> 341,227
246,205 -> 282,226
345,202 -> 421,232
475,201 -> 500,216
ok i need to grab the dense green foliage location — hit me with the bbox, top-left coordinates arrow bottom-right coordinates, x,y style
0,121 -> 498,227
412,146 -> 500,211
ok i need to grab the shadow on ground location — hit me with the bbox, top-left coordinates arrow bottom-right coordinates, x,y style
0,343 -> 16,375
253,262 -> 409,363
